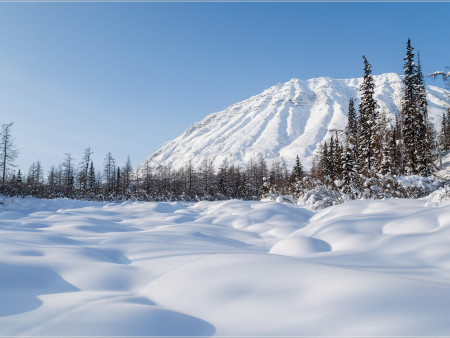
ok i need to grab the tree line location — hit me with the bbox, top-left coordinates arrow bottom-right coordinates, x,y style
1,39 -> 449,203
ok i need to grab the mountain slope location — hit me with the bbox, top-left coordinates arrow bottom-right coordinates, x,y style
136,73 -> 449,174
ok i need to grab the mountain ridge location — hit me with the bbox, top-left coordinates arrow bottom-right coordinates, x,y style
136,73 -> 449,175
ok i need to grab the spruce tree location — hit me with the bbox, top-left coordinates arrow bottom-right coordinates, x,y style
331,134 -> 343,180
391,115 -> 404,175
442,109 -> 450,151
290,155 -> 304,196
343,98 -> 359,193
401,39 -> 419,174
378,110 -> 393,176
292,155 -> 304,182
341,141 -> 357,197
415,53 -> 435,176
357,55 -> 379,177
346,98 -> 358,150
115,167 -> 121,196
321,141 -> 331,180
16,169 -> 23,196
88,161 -> 96,194
329,137 -> 337,180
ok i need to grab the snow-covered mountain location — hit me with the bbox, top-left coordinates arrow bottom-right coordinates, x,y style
136,73 -> 449,174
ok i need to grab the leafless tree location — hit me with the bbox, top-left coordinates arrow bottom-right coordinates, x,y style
0,123 -> 18,193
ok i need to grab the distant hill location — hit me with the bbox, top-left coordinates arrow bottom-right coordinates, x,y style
136,73 -> 449,175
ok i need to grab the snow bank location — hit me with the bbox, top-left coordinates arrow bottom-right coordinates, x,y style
1,197 -> 450,336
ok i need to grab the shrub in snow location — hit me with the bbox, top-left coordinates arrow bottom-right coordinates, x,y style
396,175 -> 443,198
261,194 -> 296,204
299,188 -> 342,210
358,174 -> 405,199
260,193 -> 278,202
275,195 -> 296,204
425,186 -> 450,207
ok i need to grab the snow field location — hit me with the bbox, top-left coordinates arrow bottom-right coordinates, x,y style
1,197 -> 450,335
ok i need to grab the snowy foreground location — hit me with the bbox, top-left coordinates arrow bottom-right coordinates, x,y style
1,196 -> 450,336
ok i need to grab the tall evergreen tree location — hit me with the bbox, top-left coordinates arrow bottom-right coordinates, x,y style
88,161 -> 96,195
321,141 -> 331,180
290,155 -> 304,197
346,98 -> 358,149
341,140 -> 357,197
415,52 -> 435,176
292,155 -> 304,182
378,110 -> 393,175
401,39 -> 419,174
115,167 -> 121,196
332,134 -> 343,179
357,55 -> 379,177
391,115 -> 404,175
440,109 -> 450,151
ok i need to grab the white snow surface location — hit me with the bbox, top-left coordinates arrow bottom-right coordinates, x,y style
136,73 -> 449,174
1,196 -> 450,336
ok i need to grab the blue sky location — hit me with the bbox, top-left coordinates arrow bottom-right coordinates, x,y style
0,2 -> 448,173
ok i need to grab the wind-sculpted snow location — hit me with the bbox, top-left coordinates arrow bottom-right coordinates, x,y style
136,73 -> 449,173
1,197 -> 450,335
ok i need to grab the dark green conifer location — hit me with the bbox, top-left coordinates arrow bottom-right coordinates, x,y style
357,55 -> 379,177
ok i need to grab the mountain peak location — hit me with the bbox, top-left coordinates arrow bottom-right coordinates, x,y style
135,73 -> 449,175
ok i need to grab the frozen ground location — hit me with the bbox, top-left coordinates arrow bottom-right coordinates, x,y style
1,196 -> 450,336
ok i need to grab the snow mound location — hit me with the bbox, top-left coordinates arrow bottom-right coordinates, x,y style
383,214 -> 440,234
270,236 -> 332,257
2,197 -> 450,336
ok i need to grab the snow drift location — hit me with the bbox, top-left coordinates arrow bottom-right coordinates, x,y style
1,196 -> 450,336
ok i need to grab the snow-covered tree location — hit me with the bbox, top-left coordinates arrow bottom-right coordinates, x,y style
441,109 -> 450,151
415,53 -> 435,176
341,140 -> 357,197
290,155 -> 305,197
346,98 -> 358,151
357,56 -> 379,177
400,39 -> 420,174
378,110 -> 393,176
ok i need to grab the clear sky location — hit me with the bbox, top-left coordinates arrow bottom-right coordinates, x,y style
0,2 -> 448,173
